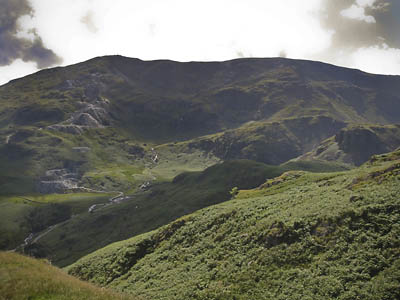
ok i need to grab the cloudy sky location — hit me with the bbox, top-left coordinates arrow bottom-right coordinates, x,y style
0,0 -> 399,85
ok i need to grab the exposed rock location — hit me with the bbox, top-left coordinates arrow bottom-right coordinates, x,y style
37,169 -> 80,194
44,169 -> 69,178
72,147 -> 90,153
298,125 -> 400,166
46,101 -> 111,135
47,124 -> 83,135
37,180 -> 78,194
72,113 -> 101,127
83,105 -> 109,125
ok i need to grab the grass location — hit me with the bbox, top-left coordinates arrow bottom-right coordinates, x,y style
22,160 -> 284,266
67,150 -> 400,300
0,251 -> 137,300
22,159 -> 341,267
0,193 -> 114,250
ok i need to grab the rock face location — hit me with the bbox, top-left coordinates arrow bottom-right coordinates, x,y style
72,147 -> 90,153
187,116 -> 346,165
47,124 -> 84,135
47,102 -> 110,135
335,127 -> 386,165
46,76 -> 111,136
37,169 -> 80,194
297,124 -> 400,166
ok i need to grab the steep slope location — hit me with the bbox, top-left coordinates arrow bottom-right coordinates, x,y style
298,124 -> 400,166
172,115 -> 347,165
0,252 -> 136,300
68,150 -> 400,300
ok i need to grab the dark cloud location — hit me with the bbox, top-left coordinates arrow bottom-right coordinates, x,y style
0,0 -> 62,68
320,0 -> 400,51
371,1 -> 400,47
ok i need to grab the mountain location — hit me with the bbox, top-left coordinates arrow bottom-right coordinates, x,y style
1,55 -> 400,196
67,149 -> 400,300
1,55 -> 400,266
1,56 -> 400,299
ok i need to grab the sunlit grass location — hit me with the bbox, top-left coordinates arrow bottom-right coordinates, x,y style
0,251 -> 137,300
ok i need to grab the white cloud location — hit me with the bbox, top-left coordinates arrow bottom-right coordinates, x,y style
340,4 -> 376,23
26,0 -> 331,64
351,44 -> 400,74
356,0 -> 377,7
1,0 -> 399,85
0,59 -> 38,86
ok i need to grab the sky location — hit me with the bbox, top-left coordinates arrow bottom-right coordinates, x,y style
0,0 -> 399,85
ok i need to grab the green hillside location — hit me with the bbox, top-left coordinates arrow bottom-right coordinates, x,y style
21,159 -> 346,267
1,56 -> 400,289
0,251 -> 136,300
0,192 -> 115,250
68,149 -> 400,300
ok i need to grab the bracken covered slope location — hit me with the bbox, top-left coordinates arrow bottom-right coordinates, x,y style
68,149 -> 400,300
23,159 -> 347,267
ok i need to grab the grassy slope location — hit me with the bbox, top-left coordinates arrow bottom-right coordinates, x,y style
23,160 -> 285,266
0,193 -> 114,250
0,252 -> 137,300
23,159 -> 346,267
68,150 -> 400,300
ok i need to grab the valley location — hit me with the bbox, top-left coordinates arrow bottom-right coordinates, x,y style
0,56 -> 399,299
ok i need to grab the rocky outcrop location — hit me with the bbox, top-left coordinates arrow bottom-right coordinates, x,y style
37,169 -> 80,194
296,124 -> 400,166
46,73 -> 111,135
72,147 -> 90,153
47,124 -> 84,135
187,116 -> 347,165
47,101 -> 111,135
